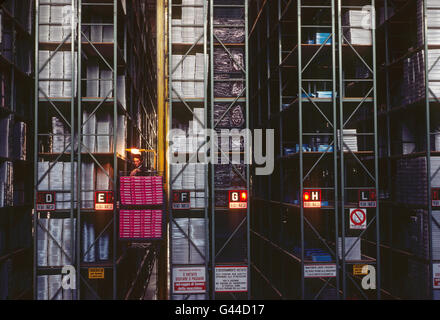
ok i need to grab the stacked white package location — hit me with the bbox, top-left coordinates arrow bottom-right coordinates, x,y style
96,163 -> 112,191
61,4 -> 74,40
81,162 -> 94,209
103,24 -> 114,42
189,218 -> 205,263
96,113 -> 112,152
117,75 -> 126,108
49,51 -> 63,97
48,219 -> 62,266
49,6 -> 63,42
190,191 -> 196,208
38,162 -> 50,190
195,54 -> 205,98
100,69 -> 113,98
182,4 -> 195,44
62,162 -> 71,209
195,192 -> 205,208
172,19 -> 182,43
98,231 -> 110,261
37,276 -> 48,300
49,162 -> 63,208
171,55 -> 182,98
82,110 -> 96,153
183,55 -> 196,98
194,6 -> 204,44
37,219 -> 49,267
116,115 -> 126,156
427,8 -> 440,45
0,116 -> 9,158
183,163 -> 196,190
172,218 -> 189,264
432,211 -> 440,260
195,163 -> 205,190
38,51 -> 50,97
82,221 -> 96,262
171,164 -> 184,190
171,133 -> 187,154
86,61 -> 100,97
401,122 -> 416,154
61,218 -> 76,266
90,17 -> 103,42
51,117 -> 65,153
343,10 -> 372,45
63,51 -> 73,97
48,275 -> 62,300
337,129 -> 358,152
39,5 -> 50,42
338,237 -> 361,261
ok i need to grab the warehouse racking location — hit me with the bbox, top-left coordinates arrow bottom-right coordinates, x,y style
376,0 -> 440,299
34,0 -> 158,300
168,0 -> 250,300
0,0 -> 34,300
249,0 -> 381,299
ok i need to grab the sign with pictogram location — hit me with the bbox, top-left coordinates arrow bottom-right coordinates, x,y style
95,191 -> 114,211
303,189 -> 321,208
432,188 -> 440,207
350,208 -> 367,230
36,192 -> 56,211
359,189 -> 376,208
172,190 -> 191,209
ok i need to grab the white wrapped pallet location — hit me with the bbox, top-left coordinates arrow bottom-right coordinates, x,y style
37,275 -> 48,300
48,275 -> 62,300
38,161 -> 50,190
61,218 -> 76,265
86,61 -> 99,97
62,162 -> 71,209
96,162 -> 112,190
81,162 -> 94,209
189,218 -> 205,264
96,113 -> 112,152
90,17 -> 103,42
172,19 -> 182,43
182,55 -> 196,98
117,76 -> 126,108
100,69 -> 113,98
182,6 -> 195,44
103,25 -> 114,42
48,219 -> 63,266
82,110 -> 96,153
171,55 -> 182,98
172,218 -> 189,264
116,114 -> 126,156
171,163 -> 183,190
0,116 -> 10,158
98,231 -> 110,261
82,221 -> 96,262
37,219 -> 49,267
338,237 -> 361,261
49,52 -> 63,97
38,51 -> 50,97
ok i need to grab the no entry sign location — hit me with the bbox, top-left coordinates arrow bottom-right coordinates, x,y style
350,208 -> 366,230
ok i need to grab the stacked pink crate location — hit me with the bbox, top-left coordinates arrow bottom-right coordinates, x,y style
120,177 -> 132,205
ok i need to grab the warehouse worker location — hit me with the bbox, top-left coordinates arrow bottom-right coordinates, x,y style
130,154 -> 149,176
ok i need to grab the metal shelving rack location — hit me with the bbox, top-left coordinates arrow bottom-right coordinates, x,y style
0,0 -> 34,300
377,0 -> 440,300
210,0 -> 250,300
249,0 -> 381,299
168,0 -> 210,300
34,0 -> 158,300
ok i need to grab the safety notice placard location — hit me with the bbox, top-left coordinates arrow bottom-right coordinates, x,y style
304,264 -> 337,278
88,268 -> 104,279
433,263 -> 440,289
215,266 -> 248,292
173,267 -> 206,294
349,208 -> 367,230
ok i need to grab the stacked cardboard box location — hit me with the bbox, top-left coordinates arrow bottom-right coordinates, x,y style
343,10 -> 372,45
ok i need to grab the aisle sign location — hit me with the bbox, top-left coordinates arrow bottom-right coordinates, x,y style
36,192 -> 56,211
172,191 -> 191,209
215,266 -> 248,292
173,267 -> 206,294
229,190 -> 248,209
353,264 -> 368,276
350,208 -> 367,230
359,189 -> 376,208
303,189 -> 321,208
95,191 -> 114,211
304,264 -> 337,278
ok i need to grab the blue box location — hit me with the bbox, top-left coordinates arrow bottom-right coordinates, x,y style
316,33 -> 332,45
317,91 -> 333,98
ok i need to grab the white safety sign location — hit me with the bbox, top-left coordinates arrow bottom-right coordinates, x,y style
304,264 -> 337,278
350,208 -> 367,230
215,266 -> 248,292
173,267 -> 206,294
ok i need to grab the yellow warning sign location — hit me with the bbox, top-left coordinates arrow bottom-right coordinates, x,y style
88,268 -> 105,279
353,264 -> 368,276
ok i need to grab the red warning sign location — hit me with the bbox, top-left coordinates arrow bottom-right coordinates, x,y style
350,208 -> 366,230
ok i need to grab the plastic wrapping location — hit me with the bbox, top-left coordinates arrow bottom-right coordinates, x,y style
213,18 -> 245,43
